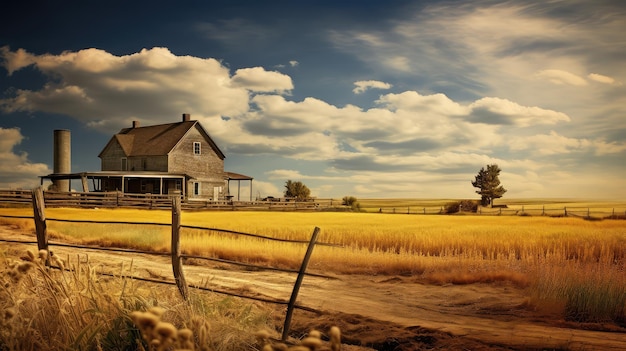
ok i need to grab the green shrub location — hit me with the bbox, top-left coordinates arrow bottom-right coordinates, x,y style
342,196 -> 362,211
444,200 -> 478,214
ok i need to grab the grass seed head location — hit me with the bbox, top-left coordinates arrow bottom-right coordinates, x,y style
17,262 -> 33,274
38,250 -> 48,262
308,330 -> 321,339
148,306 -> 166,318
155,321 -> 178,347
300,336 -> 323,350
177,328 -> 194,350
330,326 -> 341,351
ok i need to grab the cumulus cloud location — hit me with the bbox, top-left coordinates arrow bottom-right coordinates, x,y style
0,47 -> 253,131
353,80 -> 392,94
468,97 -> 570,126
231,67 -> 293,93
0,47 -> 36,75
0,127 -> 51,189
535,69 -> 588,86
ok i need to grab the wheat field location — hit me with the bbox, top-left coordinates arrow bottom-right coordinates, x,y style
1,205 -> 625,325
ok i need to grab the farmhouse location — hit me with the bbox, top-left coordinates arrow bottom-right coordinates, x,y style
41,114 -> 253,201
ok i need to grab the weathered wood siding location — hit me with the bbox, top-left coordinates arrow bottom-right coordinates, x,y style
169,125 -> 225,198
100,140 -> 126,170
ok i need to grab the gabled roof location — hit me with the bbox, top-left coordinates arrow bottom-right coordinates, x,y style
98,120 -> 225,159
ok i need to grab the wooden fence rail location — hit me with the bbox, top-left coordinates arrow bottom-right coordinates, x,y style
0,189 -> 322,211
21,186 -> 327,339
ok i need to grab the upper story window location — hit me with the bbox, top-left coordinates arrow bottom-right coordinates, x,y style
121,158 -> 128,171
193,142 -> 201,155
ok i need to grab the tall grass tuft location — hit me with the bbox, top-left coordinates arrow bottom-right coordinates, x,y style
0,247 -> 274,351
530,258 -> 626,324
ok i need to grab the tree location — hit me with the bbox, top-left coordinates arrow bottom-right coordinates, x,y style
471,164 -> 507,207
284,180 -> 311,200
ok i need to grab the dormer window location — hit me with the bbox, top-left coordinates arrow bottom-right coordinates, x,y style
193,142 -> 201,155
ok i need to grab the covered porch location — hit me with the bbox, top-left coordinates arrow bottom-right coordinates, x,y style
40,171 -> 189,197
225,171 -> 254,201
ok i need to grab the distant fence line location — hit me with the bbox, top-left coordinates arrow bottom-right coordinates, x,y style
375,205 -> 626,219
0,187 -> 338,341
0,189 -> 323,211
1,189 -> 624,219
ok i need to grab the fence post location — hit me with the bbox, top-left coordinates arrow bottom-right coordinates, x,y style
171,196 -> 189,300
282,226 -> 320,341
31,187 -> 49,260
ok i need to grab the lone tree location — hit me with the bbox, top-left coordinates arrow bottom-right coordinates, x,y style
284,180 -> 311,200
472,164 -> 507,207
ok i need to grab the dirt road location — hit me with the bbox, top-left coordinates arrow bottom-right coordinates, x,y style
1,227 -> 625,350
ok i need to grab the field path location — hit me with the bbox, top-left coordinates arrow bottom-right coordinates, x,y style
1,226 -> 625,350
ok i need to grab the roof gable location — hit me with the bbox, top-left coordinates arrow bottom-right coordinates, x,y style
98,120 -> 225,159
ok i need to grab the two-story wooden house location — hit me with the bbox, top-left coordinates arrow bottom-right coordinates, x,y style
96,113 -> 253,200
42,114 -> 253,201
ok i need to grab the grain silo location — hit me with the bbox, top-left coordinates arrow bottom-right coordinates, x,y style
53,129 -> 71,191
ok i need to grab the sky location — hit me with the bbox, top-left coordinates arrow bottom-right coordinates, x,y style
1,0 -> 625,200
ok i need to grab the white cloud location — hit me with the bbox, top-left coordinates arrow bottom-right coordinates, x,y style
0,127 -> 51,189
231,67 -> 293,93
289,60 -> 299,67
535,69 -> 588,86
468,97 -> 570,127
509,131 -> 626,156
353,80 -> 392,94
587,73 -> 618,85
0,47 -> 36,75
0,47 -> 252,131
377,91 -> 466,116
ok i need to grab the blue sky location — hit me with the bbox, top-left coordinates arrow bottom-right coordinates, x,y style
1,0 -> 625,199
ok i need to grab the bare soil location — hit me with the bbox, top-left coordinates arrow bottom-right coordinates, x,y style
1,226 -> 625,351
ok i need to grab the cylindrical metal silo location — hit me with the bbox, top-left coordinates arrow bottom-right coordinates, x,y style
53,129 -> 71,191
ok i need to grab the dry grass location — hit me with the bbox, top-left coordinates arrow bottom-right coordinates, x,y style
1,206 -> 625,325
0,246 -> 273,351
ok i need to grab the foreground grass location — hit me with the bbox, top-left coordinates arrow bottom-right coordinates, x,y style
1,206 -> 625,325
0,246 -> 273,351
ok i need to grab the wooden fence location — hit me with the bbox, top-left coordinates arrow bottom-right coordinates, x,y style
371,205 -> 626,219
0,189 -> 322,211
0,187 -> 337,341
3,189 -> 624,218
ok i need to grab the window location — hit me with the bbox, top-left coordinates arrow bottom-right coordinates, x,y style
193,142 -> 201,155
193,182 -> 200,196
121,158 -> 128,171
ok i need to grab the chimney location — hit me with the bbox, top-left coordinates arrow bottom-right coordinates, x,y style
132,120 -> 140,128
182,113 -> 191,122
53,129 -> 71,191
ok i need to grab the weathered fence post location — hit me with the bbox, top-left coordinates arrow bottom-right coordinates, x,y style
31,187 -> 49,257
282,227 -> 320,341
171,196 -> 189,300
